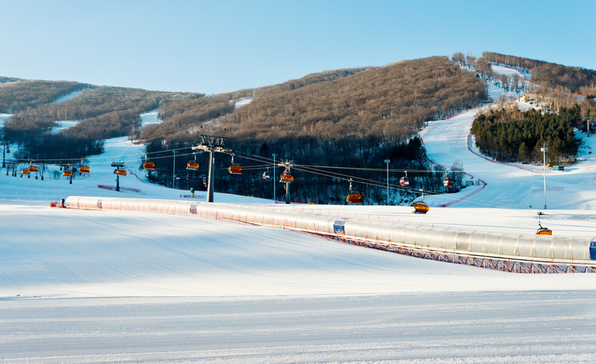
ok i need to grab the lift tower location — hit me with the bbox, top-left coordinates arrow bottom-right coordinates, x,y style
278,160 -> 294,204
192,135 -> 231,203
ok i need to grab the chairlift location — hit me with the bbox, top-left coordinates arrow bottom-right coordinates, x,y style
114,169 -> 127,176
28,165 -> 39,173
443,177 -> 454,188
21,168 -> 30,175
279,170 -> 294,183
413,203 -> 429,214
228,155 -> 242,175
346,193 -> 363,204
187,161 -> 199,170
143,161 -> 155,170
229,165 -> 242,174
536,211 -> 552,235
345,179 -> 363,204
63,170 -> 73,177
262,171 -> 271,180
412,189 -> 429,214
400,171 -> 410,187
79,165 -> 90,173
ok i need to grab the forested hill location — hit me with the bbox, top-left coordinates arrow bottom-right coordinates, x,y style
140,56 -> 489,204
482,51 -> 596,95
142,56 -> 488,142
2,81 -> 203,159
140,67 -> 376,141
0,79 -> 93,112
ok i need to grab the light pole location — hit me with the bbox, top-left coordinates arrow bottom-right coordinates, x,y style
540,145 -> 548,209
384,159 -> 390,204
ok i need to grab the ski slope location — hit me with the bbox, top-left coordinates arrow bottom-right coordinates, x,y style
423,65 -> 596,210
2,84 -> 596,362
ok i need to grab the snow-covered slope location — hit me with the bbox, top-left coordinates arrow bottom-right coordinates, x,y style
422,65 -> 596,210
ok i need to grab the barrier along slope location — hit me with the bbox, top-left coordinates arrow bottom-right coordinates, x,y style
64,196 -> 596,274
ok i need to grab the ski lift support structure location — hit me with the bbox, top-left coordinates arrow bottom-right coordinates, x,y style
111,161 -> 125,192
192,135 -> 232,203
278,160 -> 294,204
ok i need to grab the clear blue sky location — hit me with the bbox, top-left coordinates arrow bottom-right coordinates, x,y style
1,0 -> 594,94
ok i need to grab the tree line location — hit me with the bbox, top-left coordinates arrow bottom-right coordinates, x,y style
471,107 -> 579,164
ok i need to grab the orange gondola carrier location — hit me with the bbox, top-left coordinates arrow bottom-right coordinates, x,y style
279,173 -> 294,183
346,193 -> 363,204
228,165 -> 242,175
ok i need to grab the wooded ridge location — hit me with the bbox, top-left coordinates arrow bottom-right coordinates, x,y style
142,56 -> 488,143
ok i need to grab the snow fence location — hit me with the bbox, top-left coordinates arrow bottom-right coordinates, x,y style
65,196 -> 596,264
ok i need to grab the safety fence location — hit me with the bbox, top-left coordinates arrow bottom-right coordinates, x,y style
64,196 -> 596,274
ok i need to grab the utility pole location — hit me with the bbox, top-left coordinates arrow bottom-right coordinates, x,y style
384,159 -> 390,204
192,135 -> 230,203
272,153 -> 277,202
540,144 -> 548,209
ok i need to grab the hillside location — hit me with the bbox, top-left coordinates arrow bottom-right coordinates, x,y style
2,84 -> 203,160
464,52 -> 596,165
143,56 -> 487,143
140,67 -> 375,141
0,79 -> 93,113
482,51 -> 596,95
139,57 -> 488,203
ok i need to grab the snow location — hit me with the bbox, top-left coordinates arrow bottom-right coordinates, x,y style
49,120 -> 79,133
46,110 -> 162,135
140,109 -> 162,126
0,113 -> 11,125
52,89 -> 84,103
234,97 -> 252,109
2,75 -> 596,362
